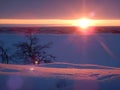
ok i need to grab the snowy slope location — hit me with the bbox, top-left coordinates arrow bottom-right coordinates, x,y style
0,63 -> 120,90
39,62 -> 118,69
0,33 -> 120,67
0,32 -> 120,90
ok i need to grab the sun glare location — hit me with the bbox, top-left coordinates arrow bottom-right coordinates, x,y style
74,18 -> 95,34
76,18 -> 92,29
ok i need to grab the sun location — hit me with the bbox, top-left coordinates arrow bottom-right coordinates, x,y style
75,18 -> 92,29
73,17 -> 95,34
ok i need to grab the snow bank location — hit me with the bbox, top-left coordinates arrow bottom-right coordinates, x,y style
0,63 -> 120,90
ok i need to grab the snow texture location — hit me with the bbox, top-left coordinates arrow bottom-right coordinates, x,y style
0,63 -> 120,90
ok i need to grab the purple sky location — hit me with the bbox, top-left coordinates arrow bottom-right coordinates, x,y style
0,0 -> 120,19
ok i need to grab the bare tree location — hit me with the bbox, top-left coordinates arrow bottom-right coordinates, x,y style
13,35 -> 55,64
0,41 -> 9,64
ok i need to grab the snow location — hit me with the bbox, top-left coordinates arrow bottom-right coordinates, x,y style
39,62 -> 118,69
0,33 -> 120,67
0,32 -> 120,90
0,63 -> 120,90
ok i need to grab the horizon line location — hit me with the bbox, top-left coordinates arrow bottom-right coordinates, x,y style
0,19 -> 120,26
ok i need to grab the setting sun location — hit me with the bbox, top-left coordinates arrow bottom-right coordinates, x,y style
73,18 -> 95,34
75,18 -> 92,29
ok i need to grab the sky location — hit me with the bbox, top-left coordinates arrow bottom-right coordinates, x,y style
0,0 -> 120,26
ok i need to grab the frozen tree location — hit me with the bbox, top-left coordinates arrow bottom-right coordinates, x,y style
13,35 -> 55,64
0,41 -> 9,64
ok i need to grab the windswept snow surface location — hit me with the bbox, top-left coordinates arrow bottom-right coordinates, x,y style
0,63 -> 120,90
0,33 -> 120,90
0,33 -> 120,67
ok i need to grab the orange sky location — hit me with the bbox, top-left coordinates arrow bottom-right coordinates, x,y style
0,19 -> 120,26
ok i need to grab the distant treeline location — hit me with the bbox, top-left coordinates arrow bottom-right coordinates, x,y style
0,26 -> 120,34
